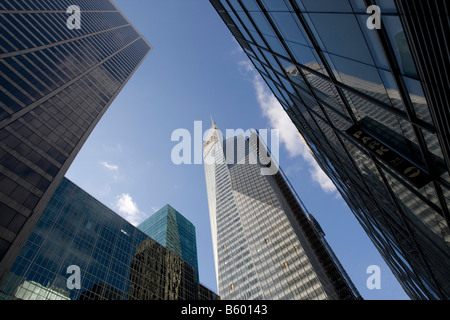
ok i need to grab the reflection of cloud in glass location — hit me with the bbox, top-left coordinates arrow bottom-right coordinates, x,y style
253,67 -> 338,194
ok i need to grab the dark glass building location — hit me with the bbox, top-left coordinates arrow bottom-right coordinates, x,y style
0,177 -> 219,300
138,204 -> 200,282
203,123 -> 361,300
209,0 -> 450,299
0,0 -> 151,283
128,237 -> 197,300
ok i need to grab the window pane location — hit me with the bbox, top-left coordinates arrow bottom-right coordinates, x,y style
403,75 -> 433,125
383,16 -> 419,79
248,12 -> 276,37
300,0 -> 353,12
269,12 -> 308,46
261,0 -> 291,11
286,40 -> 318,66
308,13 -> 374,65
329,54 -> 392,105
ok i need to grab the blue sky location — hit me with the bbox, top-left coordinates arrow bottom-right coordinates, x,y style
66,0 -> 409,300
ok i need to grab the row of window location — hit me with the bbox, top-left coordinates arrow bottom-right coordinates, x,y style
217,210 -> 325,300
0,0 -> 117,11
0,25 -> 140,116
0,35 -> 149,221
0,11 -> 129,54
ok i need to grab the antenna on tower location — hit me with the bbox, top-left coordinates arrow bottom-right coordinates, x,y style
210,115 -> 217,129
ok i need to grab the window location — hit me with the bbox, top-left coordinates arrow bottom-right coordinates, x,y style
383,16 -> 419,79
261,0 -> 291,11
301,0 -> 353,12
308,13 -> 374,65
286,40 -> 318,66
248,12 -> 276,37
269,12 -> 308,46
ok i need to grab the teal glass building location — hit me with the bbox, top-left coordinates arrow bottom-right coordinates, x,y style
138,204 -> 199,282
0,178 -> 218,300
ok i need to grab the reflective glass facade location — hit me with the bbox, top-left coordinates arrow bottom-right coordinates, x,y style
210,0 -> 450,299
203,123 -> 360,300
0,178 -> 219,300
0,0 -> 151,283
138,204 -> 200,282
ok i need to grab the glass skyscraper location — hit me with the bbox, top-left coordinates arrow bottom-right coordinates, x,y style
0,177 -> 218,300
138,204 -> 200,282
209,0 -> 450,299
203,121 -> 361,300
0,0 -> 151,284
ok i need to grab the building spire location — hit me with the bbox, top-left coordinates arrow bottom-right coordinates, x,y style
210,115 -> 217,130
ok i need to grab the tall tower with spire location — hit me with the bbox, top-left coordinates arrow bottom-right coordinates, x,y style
210,116 -> 218,130
203,122 -> 360,300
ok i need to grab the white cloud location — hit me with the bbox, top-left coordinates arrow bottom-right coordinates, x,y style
246,66 -> 338,195
308,154 -> 339,194
98,184 -> 111,197
114,193 -> 146,226
100,161 -> 123,181
237,60 -> 255,74
101,161 -> 119,171
231,37 -> 244,55
102,143 -> 122,153
253,74 -> 304,159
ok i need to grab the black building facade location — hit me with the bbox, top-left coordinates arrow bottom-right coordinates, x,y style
129,237 -> 197,300
210,0 -> 450,299
0,0 -> 151,283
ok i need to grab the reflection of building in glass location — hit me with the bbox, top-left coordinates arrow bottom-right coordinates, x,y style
79,283 -> 122,301
129,237 -> 196,300
203,123 -> 360,300
210,0 -> 450,299
198,283 -> 220,300
0,178 -> 219,300
15,280 -> 70,300
138,204 -> 199,282
394,32 -> 417,79
0,0 -> 151,285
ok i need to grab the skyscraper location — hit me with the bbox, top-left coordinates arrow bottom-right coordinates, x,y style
0,0 -> 151,284
0,177 -> 218,300
203,121 -> 360,300
138,204 -> 200,282
209,0 -> 450,299
128,237 -> 198,300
